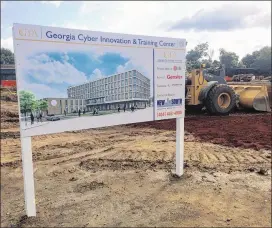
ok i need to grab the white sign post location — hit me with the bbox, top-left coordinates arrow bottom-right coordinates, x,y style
12,23 -> 186,217
21,137 -> 36,216
176,117 -> 184,176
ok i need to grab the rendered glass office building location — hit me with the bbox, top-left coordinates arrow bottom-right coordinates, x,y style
67,70 -> 151,111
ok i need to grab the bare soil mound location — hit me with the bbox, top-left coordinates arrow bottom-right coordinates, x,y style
129,114 -> 271,151
0,131 -> 20,139
1,111 -> 19,126
0,88 -> 17,102
1,110 -> 19,119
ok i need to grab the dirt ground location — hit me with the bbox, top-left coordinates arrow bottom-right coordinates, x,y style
130,113 -> 272,151
1,100 -> 271,227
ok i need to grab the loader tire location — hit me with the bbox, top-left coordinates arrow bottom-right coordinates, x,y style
205,84 -> 236,115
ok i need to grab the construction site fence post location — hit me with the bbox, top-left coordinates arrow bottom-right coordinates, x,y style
176,117 -> 184,176
21,136 -> 36,217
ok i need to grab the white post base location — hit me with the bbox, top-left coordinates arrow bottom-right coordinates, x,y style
176,117 -> 184,176
21,137 -> 36,216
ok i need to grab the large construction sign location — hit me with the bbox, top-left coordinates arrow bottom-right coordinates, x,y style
12,23 -> 186,217
13,23 -> 186,137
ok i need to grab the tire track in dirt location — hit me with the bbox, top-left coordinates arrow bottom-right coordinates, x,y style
163,150 -> 173,161
0,131 -> 20,139
96,149 -> 121,159
78,146 -> 270,173
132,151 -> 143,161
127,151 -> 140,160
1,126 -> 270,173
38,147 -> 118,166
189,153 -> 198,162
47,149 -> 107,166
213,153 -> 227,163
79,158 -> 173,172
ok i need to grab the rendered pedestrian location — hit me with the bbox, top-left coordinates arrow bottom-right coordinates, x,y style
30,113 -> 34,125
40,113 -> 43,122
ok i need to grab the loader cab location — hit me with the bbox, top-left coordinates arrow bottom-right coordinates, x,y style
185,65 -> 208,106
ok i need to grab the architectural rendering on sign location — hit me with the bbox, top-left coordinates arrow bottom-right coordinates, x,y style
44,70 -> 151,115
67,70 -> 150,111
13,23 -> 186,137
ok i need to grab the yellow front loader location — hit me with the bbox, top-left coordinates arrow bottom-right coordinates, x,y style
185,65 -> 271,115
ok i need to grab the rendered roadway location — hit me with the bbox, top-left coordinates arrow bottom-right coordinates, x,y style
21,107 -> 154,137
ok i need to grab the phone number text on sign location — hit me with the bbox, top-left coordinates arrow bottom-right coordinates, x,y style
156,110 -> 183,118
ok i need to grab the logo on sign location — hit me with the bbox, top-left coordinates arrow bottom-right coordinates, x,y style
173,66 -> 182,71
157,98 -> 182,107
19,29 -> 38,38
164,51 -> 176,59
167,74 -> 183,79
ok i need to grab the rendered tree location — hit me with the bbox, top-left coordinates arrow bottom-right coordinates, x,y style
19,90 -> 36,124
38,100 -> 49,114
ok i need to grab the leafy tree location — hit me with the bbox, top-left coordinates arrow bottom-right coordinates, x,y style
32,100 -> 39,113
219,48 -> 239,68
186,42 -> 209,72
19,90 -> 36,123
212,60 -> 221,68
201,59 -> 212,69
251,46 -> 271,75
237,61 -> 246,68
241,46 -> 271,75
0,48 -> 15,64
241,54 -> 256,68
186,42 -> 209,62
186,61 -> 200,72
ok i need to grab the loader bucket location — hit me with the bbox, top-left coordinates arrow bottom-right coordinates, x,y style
229,83 -> 271,112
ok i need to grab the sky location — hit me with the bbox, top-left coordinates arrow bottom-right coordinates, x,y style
1,1 -> 271,60
16,41 -> 153,99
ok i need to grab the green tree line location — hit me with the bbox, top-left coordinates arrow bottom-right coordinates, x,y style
185,43 -> 271,75
1,48 -> 15,65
